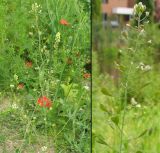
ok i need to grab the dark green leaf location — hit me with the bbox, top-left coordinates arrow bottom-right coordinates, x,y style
101,88 -> 112,96
111,116 -> 119,125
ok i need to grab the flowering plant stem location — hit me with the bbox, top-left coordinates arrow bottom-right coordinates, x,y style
119,11 -> 142,153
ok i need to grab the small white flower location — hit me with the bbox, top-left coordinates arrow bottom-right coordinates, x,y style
79,108 -> 83,111
139,29 -> 145,36
137,62 -> 151,71
131,97 -> 137,105
30,3 -> 42,14
14,74 -> 18,81
144,65 -> 152,71
41,146 -> 47,152
23,115 -> 27,118
148,40 -> 152,44
33,88 -> 37,92
84,85 -> 90,91
119,49 -> 122,53
54,32 -> 61,49
146,11 -> 149,16
33,117 -> 36,120
126,23 -> 131,27
29,32 -> 33,36
35,67 -> 40,70
12,103 -> 18,109
52,124 -> 56,127
10,84 -> 15,88
136,104 -> 141,108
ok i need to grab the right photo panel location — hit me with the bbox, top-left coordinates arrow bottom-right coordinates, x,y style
92,0 -> 160,152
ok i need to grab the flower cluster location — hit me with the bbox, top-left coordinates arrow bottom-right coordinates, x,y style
17,83 -> 24,90
25,61 -> 33,68
131,97 -> 141,108
12,103 -> 19,109
54,32 -> 61,49
136,62 -> 152,72
37,96 -> 52,108
30,3 -> 42,14
133,2 -> 146,16
60,19 -> 69,26
83,73 -> 91,79
41,146 -> 47,152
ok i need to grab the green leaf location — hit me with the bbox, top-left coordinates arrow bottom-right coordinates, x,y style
111,115 -> 119,125
96,135 -> 108,146
101,88 -> 112,96
99,104 -> 108,112
140,82 -> 150,91
136,151 -> 143,153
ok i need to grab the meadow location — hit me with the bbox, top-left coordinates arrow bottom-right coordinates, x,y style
93,3 -> 160,153
0,0 -> 91,152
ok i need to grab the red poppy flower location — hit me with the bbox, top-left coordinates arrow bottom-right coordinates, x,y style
17,83 -> 24,89
83,73 -> 91,79
25,61 -> 33,68
59,19 -> 69,26
37,96 -> 52,108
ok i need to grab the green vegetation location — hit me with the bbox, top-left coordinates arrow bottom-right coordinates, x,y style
0,0 -> 91,152
93,2 -> 160,153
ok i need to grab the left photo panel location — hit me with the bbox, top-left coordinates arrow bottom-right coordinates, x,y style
0,0 -> 91,152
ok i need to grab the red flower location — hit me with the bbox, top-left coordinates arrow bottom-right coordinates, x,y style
83,73 -> 91,79
25,61 -> 32,67
17,83 -> 24,89
25,61 -> 32,68
37,96 -> 52,108
60,19 -> 69,26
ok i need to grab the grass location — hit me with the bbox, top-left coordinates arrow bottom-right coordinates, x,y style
0,0 -> 91,152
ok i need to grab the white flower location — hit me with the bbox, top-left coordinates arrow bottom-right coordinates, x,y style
10,84 -> 15,88
136,62 -> 152,71
139,29 -> 145,36
54,32 -> 61,49
41,146 -> 47,152
79,108 -> 83,111
12,103 -> 18,109
133,2 -> 146,16
148,40 -> 152,44
84,85 -> 90,91
14,74 -> 18,81
131,97 -> 137,105
136,104 -> 141,108
144,65 -> 152,71
23,115 -> 27,118
29,32 -> 33,36
131,98 -> 141,108
146,11 -> 149,16
126,23 -> 131,27
119,49 -> 122,53
35,67 -> 40,70
30,3 -> 42,14
33,117 -> 36,120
